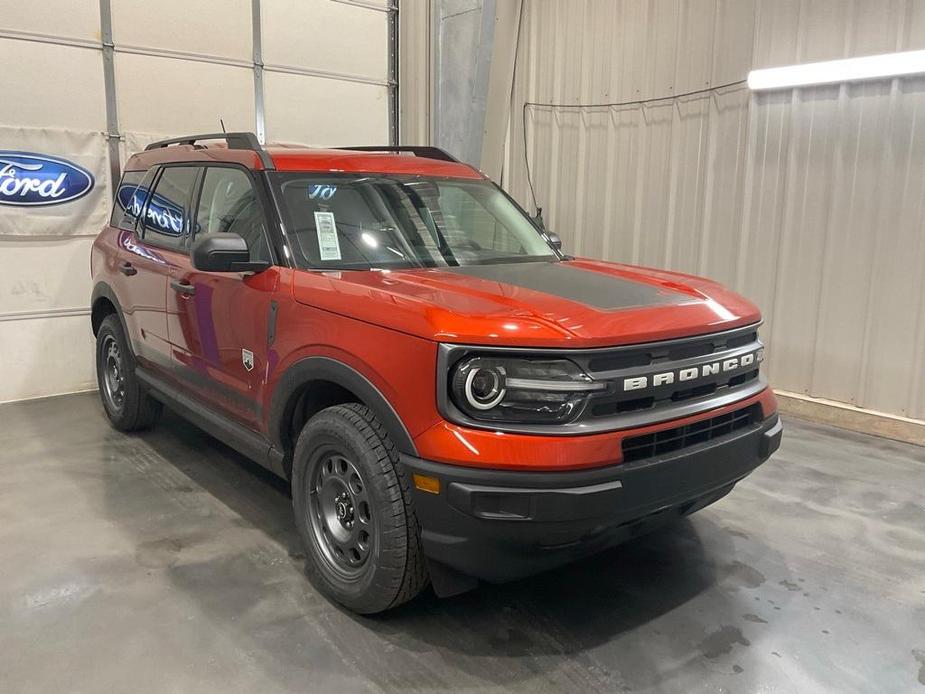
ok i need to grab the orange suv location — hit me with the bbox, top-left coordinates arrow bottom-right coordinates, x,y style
90,133 -> 782,613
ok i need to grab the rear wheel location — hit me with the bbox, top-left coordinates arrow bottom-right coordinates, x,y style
95,314 -> 162,431
292,403 -> 427,614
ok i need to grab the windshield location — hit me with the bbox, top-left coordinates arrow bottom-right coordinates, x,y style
271,173 -> 558,269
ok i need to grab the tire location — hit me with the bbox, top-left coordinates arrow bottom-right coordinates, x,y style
95,314 -> 162,432
292,403 -> 428,614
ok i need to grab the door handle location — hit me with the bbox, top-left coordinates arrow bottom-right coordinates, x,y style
118,262 -> 137,277
170,279 -> 196,296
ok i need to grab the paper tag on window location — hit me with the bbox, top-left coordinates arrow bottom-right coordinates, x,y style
314,211 -> 342,261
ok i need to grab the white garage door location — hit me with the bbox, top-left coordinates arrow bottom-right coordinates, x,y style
0,0 -> 395,402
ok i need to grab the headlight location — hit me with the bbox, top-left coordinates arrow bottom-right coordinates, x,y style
449,356 -> 606,424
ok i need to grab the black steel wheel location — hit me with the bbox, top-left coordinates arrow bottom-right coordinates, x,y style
95,314 -> 162,432
307,452 -> 374,578
292,403 -> 427,614
100,334 -> 126,414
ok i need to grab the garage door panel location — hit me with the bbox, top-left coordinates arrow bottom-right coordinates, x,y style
0,41 -> 105,131
111,0 -> 253,62
0,237 -> 95,314
0,316 -> 95,404
262,0 -> 388,83
0,0 -> 100,43
115,53 -> 255,136
0,3 -> 391,402
265,72 -> 388,145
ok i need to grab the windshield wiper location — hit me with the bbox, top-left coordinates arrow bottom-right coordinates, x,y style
392,181 -> 459,267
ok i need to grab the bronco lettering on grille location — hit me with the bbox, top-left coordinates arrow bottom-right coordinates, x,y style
622,348 -> 764,392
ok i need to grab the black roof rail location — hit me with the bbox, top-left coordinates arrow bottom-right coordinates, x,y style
144,132 -> 275,170
334,145 -> 460,163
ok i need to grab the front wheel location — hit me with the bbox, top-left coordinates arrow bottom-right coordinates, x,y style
292,403 -> 427,614
95,314 -> 162,431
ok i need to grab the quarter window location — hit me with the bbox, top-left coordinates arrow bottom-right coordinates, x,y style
143,166 -> 198,250
195,167 -> 271,263
110,169 -> 152,231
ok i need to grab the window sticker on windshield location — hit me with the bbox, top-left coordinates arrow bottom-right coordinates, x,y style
314,211 -> 342,261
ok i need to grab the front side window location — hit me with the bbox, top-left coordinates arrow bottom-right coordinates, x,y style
272,174 -> 556,270
195,167 -> 271,262
142,166 -> 198,250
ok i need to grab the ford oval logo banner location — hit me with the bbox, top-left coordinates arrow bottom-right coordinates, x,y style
0,151 -> 95,207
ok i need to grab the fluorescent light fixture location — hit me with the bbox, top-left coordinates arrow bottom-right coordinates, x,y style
748,49 -> 925,91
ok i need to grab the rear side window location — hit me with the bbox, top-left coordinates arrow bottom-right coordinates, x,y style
195,167 -> 271,262
142,166 -> 198,250
110,170 -> 151,230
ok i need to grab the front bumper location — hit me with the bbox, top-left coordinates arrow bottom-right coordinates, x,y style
400,413 -> 782,585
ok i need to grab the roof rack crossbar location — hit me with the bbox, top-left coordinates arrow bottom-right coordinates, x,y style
144,132 -> 275,170
334,146 -> 459,163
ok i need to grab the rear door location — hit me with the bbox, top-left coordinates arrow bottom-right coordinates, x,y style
110,167 -> 173,369
127,165 -> 200,372
165,164 -> 279,431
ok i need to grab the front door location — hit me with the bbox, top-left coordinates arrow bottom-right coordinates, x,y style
165,165 -> 279,431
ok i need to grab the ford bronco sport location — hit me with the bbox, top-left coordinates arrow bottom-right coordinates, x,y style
90,132 -> 782,614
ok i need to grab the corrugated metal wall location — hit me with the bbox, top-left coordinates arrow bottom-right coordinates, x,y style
503,0 -> 925,421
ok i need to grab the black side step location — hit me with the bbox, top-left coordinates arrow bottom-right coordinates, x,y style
136,366 -> 286,478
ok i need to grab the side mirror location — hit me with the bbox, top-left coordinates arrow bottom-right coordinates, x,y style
546,232 -> 562,251
191,233 -> 269,273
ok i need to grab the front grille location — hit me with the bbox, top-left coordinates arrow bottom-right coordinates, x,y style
586,329 -> 758,374
621,405 -> 760,463
590,368 -> 760,417
581,326 -> 763,420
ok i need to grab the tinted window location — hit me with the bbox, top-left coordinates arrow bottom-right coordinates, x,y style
143,166 -> 198,250
110,170 -> 151,230
195,167 -> 271,262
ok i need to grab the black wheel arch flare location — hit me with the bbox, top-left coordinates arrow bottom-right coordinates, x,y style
269,356 -> 419,463
91,282 -> 131,344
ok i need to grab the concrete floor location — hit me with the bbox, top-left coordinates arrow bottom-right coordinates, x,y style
0,392 -> 923,693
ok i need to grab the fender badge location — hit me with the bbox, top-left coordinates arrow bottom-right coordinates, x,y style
242,349 -> 255,372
